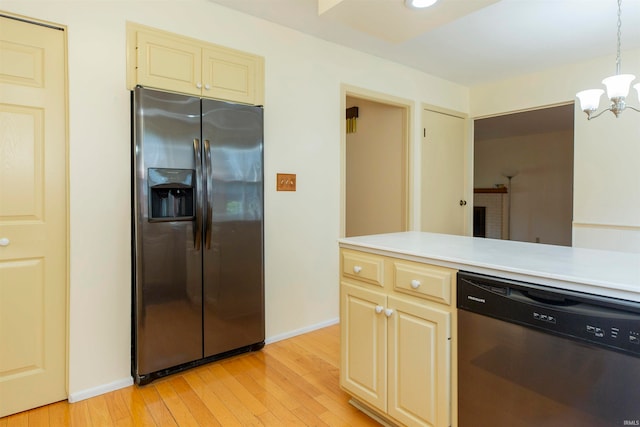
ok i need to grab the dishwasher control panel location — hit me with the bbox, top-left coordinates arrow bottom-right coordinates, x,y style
458,271 -> 640,358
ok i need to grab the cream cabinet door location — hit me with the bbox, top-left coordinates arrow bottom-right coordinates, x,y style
340,283 -> 387,412
202,46 -> 264,105
0,15 -> 68,417
136,30 -> 202,96
387,296 -> 451,427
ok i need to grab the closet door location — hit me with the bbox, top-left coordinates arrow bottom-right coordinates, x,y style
0,14 -> 68,417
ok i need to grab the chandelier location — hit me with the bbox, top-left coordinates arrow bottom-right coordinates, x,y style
576,0 -> 640,120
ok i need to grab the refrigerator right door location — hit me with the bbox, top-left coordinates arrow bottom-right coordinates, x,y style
201,98 -> 264,357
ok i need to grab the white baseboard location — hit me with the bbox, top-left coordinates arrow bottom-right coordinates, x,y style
68,377 -> 133,403
265,317 -> 339,344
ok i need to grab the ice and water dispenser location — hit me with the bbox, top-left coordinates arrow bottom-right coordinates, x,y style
148,168 -> 195,221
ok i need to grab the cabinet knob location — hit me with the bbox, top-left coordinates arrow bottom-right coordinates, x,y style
375,305 -> 384,314
410,279 -> 421,289
196,82 -> 202,89
0,237 -> 9,247
384,308 -> 394,317
204,84 -> 211,90
353,265 -> 362,274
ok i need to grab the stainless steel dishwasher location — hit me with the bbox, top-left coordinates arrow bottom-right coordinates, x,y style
457,271 -> 640,427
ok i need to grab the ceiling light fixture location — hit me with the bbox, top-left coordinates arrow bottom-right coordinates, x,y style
576,0 -> 640,120
404,0 -> 438,9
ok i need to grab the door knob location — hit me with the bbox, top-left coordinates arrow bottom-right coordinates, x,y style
459,200 -> 467,206
375,305 -> 384,314
204,84 -> 211,90
0,238 -> 10,247
384,308 -> 394,317
353,265 -> 362,274
410,279 -> 421,289
196,82 -> 202,89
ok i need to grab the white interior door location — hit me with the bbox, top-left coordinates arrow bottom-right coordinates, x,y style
421,108 -> 467,235
0,15 -> 68,417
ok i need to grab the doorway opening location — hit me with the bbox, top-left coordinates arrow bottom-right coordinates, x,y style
473,104 -> 574,246
341,87 -> 410,237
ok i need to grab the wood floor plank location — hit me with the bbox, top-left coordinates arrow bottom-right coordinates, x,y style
87,394 -> 113,426
182,370 -> 242,427
315,394 -> 379,427
5,412 -> 27,427
153,380 -> 200,426
208,363 -> 268,416
167,376 -> 220,426
244,352 -> 327,415
196,365 -> 263,426
258,350 -> 324,398
105,387 -> 131,423
68,400 -> 92,427
229,369 -> 306,425
26,406 -> 48,427
0,325 -> 384,427
115,385 -> 156,427
47,401 -> 70,426
138,384 -> 178,427
292,405 -> 332,427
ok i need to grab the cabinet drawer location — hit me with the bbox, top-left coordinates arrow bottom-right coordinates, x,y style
392,260 -> 454,305
342,250 -> 384,287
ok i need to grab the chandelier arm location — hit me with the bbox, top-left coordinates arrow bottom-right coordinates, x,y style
586,108 -> 613,120
625,105 -> 640,113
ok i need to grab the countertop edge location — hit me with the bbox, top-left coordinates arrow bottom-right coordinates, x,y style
338,234 -> 640,303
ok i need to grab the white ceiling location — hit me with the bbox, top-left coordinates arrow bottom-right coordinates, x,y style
206,0 -> 640,87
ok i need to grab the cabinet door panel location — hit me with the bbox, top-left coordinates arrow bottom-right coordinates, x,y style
340,283 -> 387,411
203,46 -> 263,105
388,296 -> 451,427
137,31 -> 201,96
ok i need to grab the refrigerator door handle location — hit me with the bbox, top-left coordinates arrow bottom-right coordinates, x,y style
193,138 -> 202,250
204,139 -> 213,250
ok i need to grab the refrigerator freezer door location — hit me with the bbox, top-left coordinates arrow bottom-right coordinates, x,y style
133,87 -> 203,378
201,98 -> 265,357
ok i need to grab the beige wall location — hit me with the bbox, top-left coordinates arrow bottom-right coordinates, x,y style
345,97 -> 405,236
474,130 -> 574,246
471,51 -> 640,253
1,0 -> 469,399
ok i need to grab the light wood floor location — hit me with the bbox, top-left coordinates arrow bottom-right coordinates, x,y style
0,324 -> 381,426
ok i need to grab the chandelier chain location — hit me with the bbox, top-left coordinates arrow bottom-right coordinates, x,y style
616,0 -> 622,74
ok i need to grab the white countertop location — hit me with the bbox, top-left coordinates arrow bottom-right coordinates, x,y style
338,232 -> 640,302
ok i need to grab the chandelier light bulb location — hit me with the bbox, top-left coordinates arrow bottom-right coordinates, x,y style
634,83 -> 640,100
602,74 -> 635,99
576,89 -> 604,112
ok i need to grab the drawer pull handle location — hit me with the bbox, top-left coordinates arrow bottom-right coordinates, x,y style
375,305 -> 384,314
384,308 -> 394,317
0,237 -> 9,247
353,265 -> 362,274
410,279 -> 421,289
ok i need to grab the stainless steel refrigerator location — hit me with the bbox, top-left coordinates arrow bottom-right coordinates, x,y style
131,87 -> 264,385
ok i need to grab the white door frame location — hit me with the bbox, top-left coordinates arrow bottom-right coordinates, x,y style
340,84 -> 413,238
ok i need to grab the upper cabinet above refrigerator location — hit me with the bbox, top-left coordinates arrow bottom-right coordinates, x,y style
126,22 -> 265,106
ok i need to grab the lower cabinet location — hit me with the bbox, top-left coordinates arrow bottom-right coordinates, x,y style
340,249 -> 455,427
